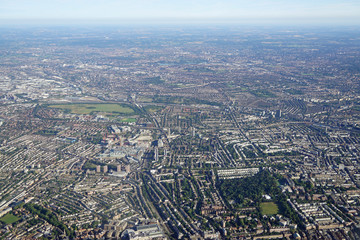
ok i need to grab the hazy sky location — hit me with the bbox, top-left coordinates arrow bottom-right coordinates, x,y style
1,0 -> 360,24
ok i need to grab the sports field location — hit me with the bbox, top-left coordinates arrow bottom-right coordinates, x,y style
260,202 -> 279,215
49,103 -> 135,115
0,213 -> 19,224
120,118 -> 137,123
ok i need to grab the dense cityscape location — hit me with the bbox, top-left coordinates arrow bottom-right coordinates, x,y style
0,25 -> 360,239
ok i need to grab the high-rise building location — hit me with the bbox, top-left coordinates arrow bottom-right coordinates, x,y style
276,109 -> 282,118
155,147 -> 159,162
117,165 -> 122,172
103,165 -> 108,173
158,139 -> 163,148
96,165 -> 101,173
125,165 -> 131,173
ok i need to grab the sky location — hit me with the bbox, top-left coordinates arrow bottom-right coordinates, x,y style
1,0 -> 360,25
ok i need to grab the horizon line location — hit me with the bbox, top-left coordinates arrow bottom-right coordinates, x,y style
1,17 -> 360,27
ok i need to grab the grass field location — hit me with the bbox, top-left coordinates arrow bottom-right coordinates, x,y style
49,103 -> 135,115
144,105 -> 164,113
249,89 -> 277,98
0,213 -> 19,224
120,118 -> 137,123
136,96 -> 153,103
260,202 -> 279,215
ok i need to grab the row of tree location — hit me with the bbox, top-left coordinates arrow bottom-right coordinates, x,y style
24,203 -> 74,238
